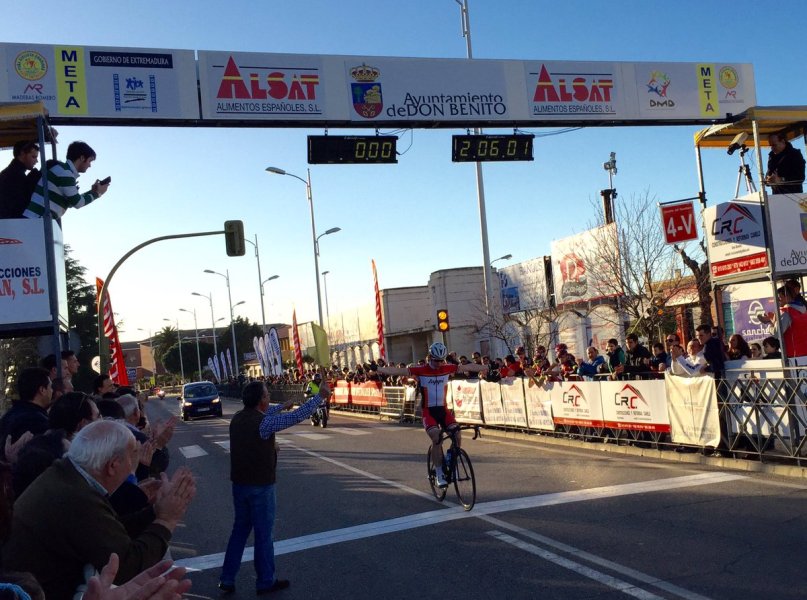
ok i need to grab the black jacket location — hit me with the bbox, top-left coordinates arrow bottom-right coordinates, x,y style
0,401 -> 49,458
767,143 -> 805,194
0,159 -> 39,218
229,406 -> 278,486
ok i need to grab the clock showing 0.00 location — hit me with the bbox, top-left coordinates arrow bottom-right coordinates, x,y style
308,135 -> 398,164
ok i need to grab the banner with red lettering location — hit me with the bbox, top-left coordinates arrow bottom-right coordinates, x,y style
599,380 -> 670,432
331,381 -> 385,406
95,278 -> 128,386
292,309 -> 304,376
549,381 -> 604,428
371,259 -> 386,361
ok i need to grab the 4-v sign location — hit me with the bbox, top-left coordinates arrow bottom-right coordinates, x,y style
660,201 -> 698,244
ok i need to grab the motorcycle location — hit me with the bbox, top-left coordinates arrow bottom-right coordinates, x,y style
310,400 -> 328,428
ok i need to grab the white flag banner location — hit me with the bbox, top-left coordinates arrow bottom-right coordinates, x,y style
214,355 -> 223,381
268,329 -> 283,376
220,351 -> 228,379
226,348 -> 234,378
258,336 -> 270,377
664,374 -> 721,446
207,357 -> 218,382
253,337 -> 266,376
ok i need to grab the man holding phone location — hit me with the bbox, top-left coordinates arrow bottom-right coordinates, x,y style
23,140 -> 110,220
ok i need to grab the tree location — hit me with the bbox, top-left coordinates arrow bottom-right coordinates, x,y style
577,191 -> 699,342
675,240 -> 713,326
152,325 -> 178,364
217,316 -> 263,363
65,245 -> 99,392
162,341 -> 215,379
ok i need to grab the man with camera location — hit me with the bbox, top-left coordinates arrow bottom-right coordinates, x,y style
765,132 -> 805,194
23,140 -> 110,220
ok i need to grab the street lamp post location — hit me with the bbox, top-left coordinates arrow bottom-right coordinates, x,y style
179,308 -> 202,380
490,253 -> 513,267
163,317 -> 184,383
243,235 -> 272,335
261,274 -> 279,330
136,328 -> 155,385
204,269 -> 240,375
321,270 -> 331,337
191,291 -> 218,357
454,0 -> 495,337
266,166 -> 340,326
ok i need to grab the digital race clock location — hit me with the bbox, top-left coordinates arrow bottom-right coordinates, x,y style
452,134 -> 535,162
308,135 -> 398,164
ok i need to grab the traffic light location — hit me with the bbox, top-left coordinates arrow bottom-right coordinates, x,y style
224,220 -> 245,256
436,309 -> 450,332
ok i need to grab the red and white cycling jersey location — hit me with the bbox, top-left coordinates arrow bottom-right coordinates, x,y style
408,363 -> 458,408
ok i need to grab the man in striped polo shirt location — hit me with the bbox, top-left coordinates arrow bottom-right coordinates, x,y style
24,140 -> 109,220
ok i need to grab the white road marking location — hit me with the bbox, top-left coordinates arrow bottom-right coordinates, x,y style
487,530 -> 666,600
480,515 -> 713,600
329,427 -> 371,436
293,433 -> 331,440
178,445 -> 208,459
175,470 -> 743,575
214,441 -> 230,452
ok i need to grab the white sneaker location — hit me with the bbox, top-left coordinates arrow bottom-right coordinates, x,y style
435,471 -> 448,488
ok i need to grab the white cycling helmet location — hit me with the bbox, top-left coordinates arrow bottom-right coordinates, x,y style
428,342 -> 448,360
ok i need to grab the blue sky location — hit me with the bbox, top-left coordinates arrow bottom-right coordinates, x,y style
2,0 -> 805,344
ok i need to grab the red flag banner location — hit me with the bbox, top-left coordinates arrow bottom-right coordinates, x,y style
95,278 -> 129,386
292,309 -> 304,377
372,259 -> 386,361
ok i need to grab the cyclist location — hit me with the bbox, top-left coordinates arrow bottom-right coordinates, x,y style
379,342 -> 486,487
305,372 -> 328,424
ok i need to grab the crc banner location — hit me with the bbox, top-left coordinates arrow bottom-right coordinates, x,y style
549,381 -> 605,428
449,379 -> 483,424
664,374 -> 721,446
599,380 -> 671,432
550,223 -> 620,306
524,383 -> 555,431
0,43 -> 198,119
766,193 -> 807,276
498,256 -> 549,314
0,219 -> 50,324
704,194 -> 769,283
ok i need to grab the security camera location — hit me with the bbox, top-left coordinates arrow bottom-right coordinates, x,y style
727,132 -> 749,155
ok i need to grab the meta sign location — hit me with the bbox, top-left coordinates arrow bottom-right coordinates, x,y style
660,201 -> 698,244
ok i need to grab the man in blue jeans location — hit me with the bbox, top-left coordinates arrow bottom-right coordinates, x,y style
219,380 -> 330,594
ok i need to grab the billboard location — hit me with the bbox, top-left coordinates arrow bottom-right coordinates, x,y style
703,194 -> 769,283
766,192 -> 807,277
550,223 -> 620,306
498,257 -> 549,314
0,43 -> 199,120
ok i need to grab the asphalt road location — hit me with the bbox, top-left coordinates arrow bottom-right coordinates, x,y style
144,395 -> 807,600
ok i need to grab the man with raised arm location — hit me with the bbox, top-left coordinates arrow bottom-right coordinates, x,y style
378,342 -> 486,488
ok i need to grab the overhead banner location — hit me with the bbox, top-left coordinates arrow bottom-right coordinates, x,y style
550,223 -> 621,306
196,50 -> 755,126
0,43 -> 199,120
703,194 -> 769,283
766,193 -> 807,276
498,257 -> 549,314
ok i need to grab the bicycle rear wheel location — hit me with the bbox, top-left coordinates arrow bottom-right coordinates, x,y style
426,449 -> 447,501
452,448 -> 476,510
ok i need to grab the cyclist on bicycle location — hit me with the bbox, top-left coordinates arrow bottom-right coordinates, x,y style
379,342 -> 486,487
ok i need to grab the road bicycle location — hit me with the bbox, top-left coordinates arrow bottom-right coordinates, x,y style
426,424 -> 479,511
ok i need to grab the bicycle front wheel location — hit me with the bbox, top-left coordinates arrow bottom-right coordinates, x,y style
452,448 -> 476,510
426,449 -> 447,501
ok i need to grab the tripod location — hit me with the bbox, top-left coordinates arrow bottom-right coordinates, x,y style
734,145 -> 757,197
